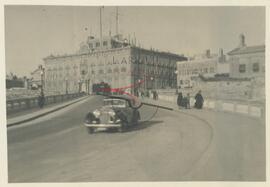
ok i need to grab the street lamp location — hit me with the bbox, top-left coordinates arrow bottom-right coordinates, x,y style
174,70 -> 178,94
40,69 -> 44,94
65,78 -> 68,94
77,79 -> 81,93
150,76 -> 154,90
135,79 -> 141,97
138,79 -> 142,89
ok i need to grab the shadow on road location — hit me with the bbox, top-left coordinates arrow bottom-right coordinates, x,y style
131,120 -> 163,131
92,120 -> 164,134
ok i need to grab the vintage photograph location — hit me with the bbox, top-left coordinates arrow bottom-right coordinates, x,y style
4,5 -> 265,182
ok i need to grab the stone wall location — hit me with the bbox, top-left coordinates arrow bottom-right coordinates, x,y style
157,77 -> 265,104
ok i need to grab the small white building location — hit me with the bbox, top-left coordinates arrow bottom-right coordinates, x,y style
227,34 -> 265,79
176,49 -> 229,89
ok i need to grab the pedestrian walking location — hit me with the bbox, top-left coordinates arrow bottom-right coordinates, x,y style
177,92 -> 183,108
185,93 -> 191,109
38,91 -> 45,108
141,90 -> 144,98
194,90 -> 204,109
155,91 -> 159,100
146,90 -> 150,97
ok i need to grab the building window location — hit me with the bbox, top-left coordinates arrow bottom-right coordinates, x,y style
89,43 -> 93,48
121,67 -> 127,72
180,80 -> 183,85
239,64 -> 246,73
210,67 -> 215,73
193,69 -> 198,74
204,68 -> 208,73
184,80 -> 190,85
253,63 -> 259,72
108,69 -> 112,73
103,41 -> 108,46
98,69 -> 104,74
96,42 -> 100,47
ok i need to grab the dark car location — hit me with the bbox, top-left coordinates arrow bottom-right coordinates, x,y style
84,95 -> 140,133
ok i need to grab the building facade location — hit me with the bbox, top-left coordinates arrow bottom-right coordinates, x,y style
176,34 -> 265,102
176,49 -> 228,89
43,35 -> 187,94
227,34 -> 265,79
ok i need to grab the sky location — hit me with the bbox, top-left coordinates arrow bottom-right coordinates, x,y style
4,6 -> 265,77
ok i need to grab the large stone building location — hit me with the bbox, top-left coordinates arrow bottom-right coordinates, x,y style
43,35 -> 187,94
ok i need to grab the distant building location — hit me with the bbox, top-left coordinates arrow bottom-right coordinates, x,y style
6,73 -> 29,89
176,34 -> 265,102
176,49 -> 229,89
44,35 -> 187,94
227,34 -> 265,79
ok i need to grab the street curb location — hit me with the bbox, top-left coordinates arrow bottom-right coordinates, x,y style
7,96 -> 90,127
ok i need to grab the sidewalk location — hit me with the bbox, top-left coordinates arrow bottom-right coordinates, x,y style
142,97 -> 264,119
7,96 -> 89,127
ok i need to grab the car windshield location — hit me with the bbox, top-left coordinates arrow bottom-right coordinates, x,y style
103,99 -> 127,107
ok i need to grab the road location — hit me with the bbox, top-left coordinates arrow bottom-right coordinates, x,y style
7,96 -> 265,182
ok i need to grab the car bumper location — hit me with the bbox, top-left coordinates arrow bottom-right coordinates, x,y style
84,123 -> 121,128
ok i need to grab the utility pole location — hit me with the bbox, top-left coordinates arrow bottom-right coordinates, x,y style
100,6 -> 103,48
116,7 -> 119,36
134,32 -> 137,46
109,17 -> 112,37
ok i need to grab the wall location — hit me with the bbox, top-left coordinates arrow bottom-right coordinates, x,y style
229,51 -> 265,78
158,77 -> 265,103
157,94 -> 264,118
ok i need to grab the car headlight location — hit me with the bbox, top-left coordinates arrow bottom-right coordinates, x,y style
93,110 -> 101,117
108,111 -> 115,117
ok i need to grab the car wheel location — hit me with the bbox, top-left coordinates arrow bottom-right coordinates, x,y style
118,124 -> 127,133
137,111 -> 141,120
133,111 -> 140,125
87,127 -> 95,134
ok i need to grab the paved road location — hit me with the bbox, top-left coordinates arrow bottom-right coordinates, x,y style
7,96 -> 265,182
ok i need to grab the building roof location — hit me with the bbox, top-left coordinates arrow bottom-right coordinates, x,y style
227,45 -> 265,56
44,46 -> 187,61
131,46 -> 187,60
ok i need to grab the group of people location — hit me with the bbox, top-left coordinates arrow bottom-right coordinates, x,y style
137,90 -> 158,100
177,90 -> 204,109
